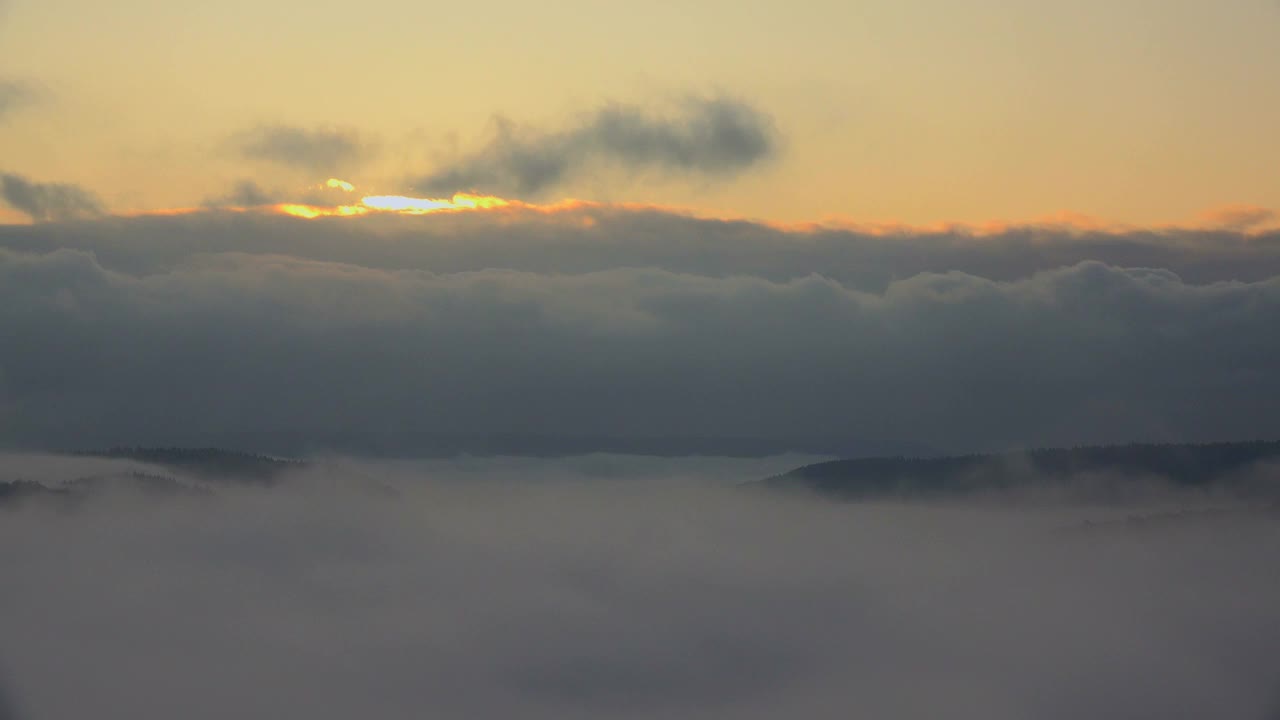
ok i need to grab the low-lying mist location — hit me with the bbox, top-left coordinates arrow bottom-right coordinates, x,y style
1,453 -> 1278,719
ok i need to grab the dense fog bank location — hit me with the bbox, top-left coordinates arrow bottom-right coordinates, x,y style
1,454 -> 1277,719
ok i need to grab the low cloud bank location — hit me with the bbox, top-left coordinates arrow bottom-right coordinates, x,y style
4,207 -> 1278,287
1,454 -> 1277,719
2,241 -> 1278,453
2,207 -> 1279,454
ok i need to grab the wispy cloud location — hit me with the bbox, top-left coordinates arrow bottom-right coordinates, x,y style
203,180 -> 278,208
0,173 -> 102,222
233,125 -> 372,173
413,97 -> 778,196
0,80 -> 37,120
1197,204 -> 1279,233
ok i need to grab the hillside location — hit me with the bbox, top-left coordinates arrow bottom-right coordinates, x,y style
79,447 -> 305,483
2,448 -> 303,509
762,441 -> 1280,499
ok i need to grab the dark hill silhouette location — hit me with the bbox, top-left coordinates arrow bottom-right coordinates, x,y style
0,472 -> 209,510
64,472 -> 212,498
78,447 -> 305,484
2,448 -> 303,508
762,441 -> 1280,499
0,480 -> 69,505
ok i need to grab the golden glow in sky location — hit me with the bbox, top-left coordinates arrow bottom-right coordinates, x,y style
101,183 -> 534,223
360,193 -> 510,214
265,182 -> 518,219
0,0 -> 1277,224
275,188 -> 514,215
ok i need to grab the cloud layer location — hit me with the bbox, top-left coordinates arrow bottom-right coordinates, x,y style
6,206 -> 1278,287
2,205 -> 1279,455
413,97 -> 778,196
1,455 -> 1278,720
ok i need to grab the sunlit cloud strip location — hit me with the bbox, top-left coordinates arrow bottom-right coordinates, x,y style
102,178 -> 1280,237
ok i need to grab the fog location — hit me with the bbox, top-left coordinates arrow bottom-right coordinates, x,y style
2,454 -> 1277,719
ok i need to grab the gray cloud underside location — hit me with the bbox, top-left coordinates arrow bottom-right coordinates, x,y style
0,173 -> 102,222
234,125 -> 368,173
1,459 -> 1279,720
413,97 -> 778,196
3,208 -> 1278,287
2,210 -> 1279,454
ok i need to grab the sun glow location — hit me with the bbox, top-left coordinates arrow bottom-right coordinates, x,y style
361,193 -> 511,213
121,180 -> 696,224
267,193 -> 516,220
276,203 -> 369,219
267,187 -> 521,219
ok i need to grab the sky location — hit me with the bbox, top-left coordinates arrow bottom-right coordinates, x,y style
1,0 -> 1278,224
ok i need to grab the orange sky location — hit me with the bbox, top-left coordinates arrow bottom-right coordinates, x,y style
0,0 -> 1277,225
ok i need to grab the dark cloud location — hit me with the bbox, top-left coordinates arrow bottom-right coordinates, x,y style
0,674 -> 16,720
0,456 -> 1278,719
3,206 -> 1279,288
413,97 -> 778,196
1,212 -> 1279,455
203,179 -> 358,209
234,125 -> 370,173
0,173 -> 103,222
2,208 -> 1279,454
